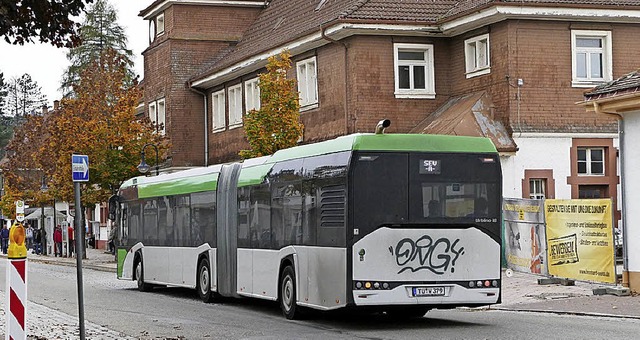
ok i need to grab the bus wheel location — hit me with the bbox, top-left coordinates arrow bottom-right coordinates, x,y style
135,260 -> 152,292
280,266 -> 303,320
197,258 -> 215,303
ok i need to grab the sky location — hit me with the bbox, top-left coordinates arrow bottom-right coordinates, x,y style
0,0 -> 154,107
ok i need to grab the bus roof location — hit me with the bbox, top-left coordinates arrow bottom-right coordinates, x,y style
238,133 -> 497,187
121,133 -> 498,194
120,164 -> 222,198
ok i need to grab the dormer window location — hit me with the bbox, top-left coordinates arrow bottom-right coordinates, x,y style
148,12 -> 165,44
157,13 -> 165,35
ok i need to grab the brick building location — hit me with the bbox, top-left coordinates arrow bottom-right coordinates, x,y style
138,0 -> 640,220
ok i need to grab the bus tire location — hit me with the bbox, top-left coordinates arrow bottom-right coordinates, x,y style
280,265 -> 303,320
135,259 -> 152,292
197,258 -> 215,303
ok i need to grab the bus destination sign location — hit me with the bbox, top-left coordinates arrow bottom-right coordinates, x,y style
419,159 -> 441,174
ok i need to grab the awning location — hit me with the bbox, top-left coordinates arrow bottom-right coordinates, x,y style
410,91 -> 518,153
24,207 -> 67,220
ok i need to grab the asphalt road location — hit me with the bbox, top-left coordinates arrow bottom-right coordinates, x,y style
3,260 -> 640,339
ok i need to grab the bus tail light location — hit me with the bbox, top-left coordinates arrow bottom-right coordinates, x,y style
468,279 -> 500,289
354,281 -> 392,290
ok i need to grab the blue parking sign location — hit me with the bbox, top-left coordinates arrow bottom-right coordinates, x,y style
72,154 -> 89,182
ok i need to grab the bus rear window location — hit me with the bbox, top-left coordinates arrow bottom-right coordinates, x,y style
420,183 -> 494,218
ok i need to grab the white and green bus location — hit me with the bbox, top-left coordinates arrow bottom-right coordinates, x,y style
112,125 -> 502,319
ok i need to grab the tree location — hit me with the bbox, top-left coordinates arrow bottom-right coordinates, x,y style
4,73 -> 47,119
240,51 -> 304,158
0,0 -> 93,48
61,0 -> 134,97
0,48 -> 167,215
0,72 -> 14,158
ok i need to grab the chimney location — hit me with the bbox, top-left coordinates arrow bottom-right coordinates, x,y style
53,100 -> 60,110
42,105 -> 48,114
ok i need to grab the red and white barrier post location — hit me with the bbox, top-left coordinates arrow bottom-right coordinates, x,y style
6,201 -> 28,340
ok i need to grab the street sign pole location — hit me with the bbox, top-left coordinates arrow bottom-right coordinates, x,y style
74,181 -> 86,340
71,154 -> 88,340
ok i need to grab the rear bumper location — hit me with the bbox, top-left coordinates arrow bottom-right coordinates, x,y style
353,283 -> 500,306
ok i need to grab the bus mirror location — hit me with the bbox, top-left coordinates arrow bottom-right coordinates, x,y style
108,195 -> 120,221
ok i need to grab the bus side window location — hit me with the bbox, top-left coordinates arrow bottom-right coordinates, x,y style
237,187 -> 251,248
250,184 -> 270,249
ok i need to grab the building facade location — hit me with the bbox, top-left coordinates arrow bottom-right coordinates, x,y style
138,0 -> 640,226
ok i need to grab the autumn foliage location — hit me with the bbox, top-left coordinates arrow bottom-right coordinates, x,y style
0,48 -> 167,215
240,51 -> 303,158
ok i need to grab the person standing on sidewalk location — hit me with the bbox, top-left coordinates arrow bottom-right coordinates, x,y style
0,225 -> 9,254
26,224 -> 34,250
67,224 -> 74,257
33,227 -> 42,254
108,226 -> 116,255
53,225 -> 63,257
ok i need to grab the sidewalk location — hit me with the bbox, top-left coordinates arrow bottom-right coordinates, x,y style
0,246 -> 117,273
494,269 -> 640,319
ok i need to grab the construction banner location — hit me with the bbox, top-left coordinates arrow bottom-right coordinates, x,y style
544,199 -> 615,283
503,198 -> 547,275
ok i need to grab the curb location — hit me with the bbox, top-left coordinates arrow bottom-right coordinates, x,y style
491,306 -> 640,320
1,254 -> 117,273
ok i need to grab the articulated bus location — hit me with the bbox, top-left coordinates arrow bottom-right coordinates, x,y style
111,124 -> 502,319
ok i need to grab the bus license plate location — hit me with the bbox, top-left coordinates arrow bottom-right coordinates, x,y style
412,287 -> 445,297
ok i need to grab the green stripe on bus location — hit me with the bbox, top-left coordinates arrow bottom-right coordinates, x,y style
269,135 -> 355,162
268,134 -> 496,164
117,248 -> 127,278
238,164 -> 273,187
352,134 -> 497,153
138,173 -> 218,198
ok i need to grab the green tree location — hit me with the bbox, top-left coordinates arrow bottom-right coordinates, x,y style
4,73 -> 47,120
0,72 -> 11,158
240,51 -> 303,158
0,0 -> 93,47
0,48 -> 167,215
61,0 -> 134,97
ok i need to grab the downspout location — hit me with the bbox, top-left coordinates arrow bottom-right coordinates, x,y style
593,102 -> 628,286
321,24 -> 350,135
189,86 -> 209,166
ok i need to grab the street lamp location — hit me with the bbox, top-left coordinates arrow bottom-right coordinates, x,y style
137,143 -> 159,176
40,176 -> 48,256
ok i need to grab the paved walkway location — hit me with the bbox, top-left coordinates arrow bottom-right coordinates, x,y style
495,270 -> 640,319
0,247 -> 134,340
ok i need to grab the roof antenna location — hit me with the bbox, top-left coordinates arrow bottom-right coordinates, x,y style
375,119 -> 391,134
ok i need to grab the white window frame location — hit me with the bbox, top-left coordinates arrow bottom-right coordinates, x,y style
577,147 -> 605,176
244,78 -> 261,113
529,178 -> 546,200
157,98 -> 166,135
393,43 -> 435,99
212,90 -> 226,132
156,12 -> 165,36
297,57 -> 318,110
571,30 -> 612,88
464,34 -> 490,78
228,84 -> 243,128
148,102 -> 157,126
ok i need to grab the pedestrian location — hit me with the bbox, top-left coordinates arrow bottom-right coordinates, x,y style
108,226 -> 116,255
26,224 -> 34,250
0,225 -> 9,254
67,224 -> 74,257
53,225 -> 63,257
33,227 -> 42,255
